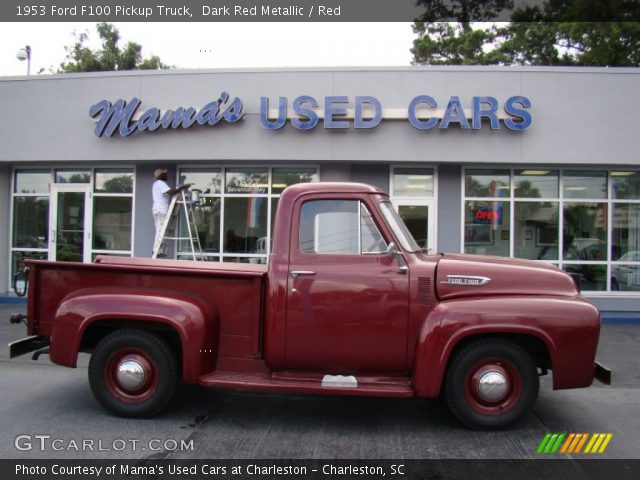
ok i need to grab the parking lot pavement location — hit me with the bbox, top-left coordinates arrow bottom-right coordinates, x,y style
1,303 -> 639,460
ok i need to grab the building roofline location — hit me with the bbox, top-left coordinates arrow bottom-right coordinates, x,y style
2,65 -> 640,82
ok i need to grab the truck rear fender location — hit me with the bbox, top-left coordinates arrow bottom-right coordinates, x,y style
49,289 -> 218,383
413,298 -> 566,397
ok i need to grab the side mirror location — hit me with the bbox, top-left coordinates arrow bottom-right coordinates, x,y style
386,242 -> 398,258
386,242 -> 408,273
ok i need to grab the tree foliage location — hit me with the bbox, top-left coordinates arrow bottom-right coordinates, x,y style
412,0 -> 640,66
60,23 -> 170,73
413,1 -> 512,65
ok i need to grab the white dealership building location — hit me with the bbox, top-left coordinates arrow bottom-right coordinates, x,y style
0,66 -> 638,316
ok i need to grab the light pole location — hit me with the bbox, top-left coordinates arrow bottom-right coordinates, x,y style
16,45 -> 32,75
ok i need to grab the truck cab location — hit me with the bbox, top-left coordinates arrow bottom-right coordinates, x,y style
10,182 -> 609,429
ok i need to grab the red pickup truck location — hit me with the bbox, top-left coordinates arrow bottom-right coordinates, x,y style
10,182 -> 610,429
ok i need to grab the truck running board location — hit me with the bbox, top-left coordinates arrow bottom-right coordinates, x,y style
198,370 -> 414,398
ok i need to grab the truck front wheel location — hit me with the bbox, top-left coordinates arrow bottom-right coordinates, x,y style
445,339 -> 539,429
89,329 -> 178,418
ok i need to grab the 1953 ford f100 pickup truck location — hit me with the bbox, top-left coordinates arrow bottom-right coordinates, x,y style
9,182 -> 611,429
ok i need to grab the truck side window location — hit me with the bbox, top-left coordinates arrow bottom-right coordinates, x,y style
360,203 -> 388,254
299,200 -> 387,254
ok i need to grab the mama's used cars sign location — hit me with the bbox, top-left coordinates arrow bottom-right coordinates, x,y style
89,92 -> 532,137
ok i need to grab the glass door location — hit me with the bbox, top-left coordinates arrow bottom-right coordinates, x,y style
49,184 -> 92,262
391,167 -> 436,254
393,200 -> 436,253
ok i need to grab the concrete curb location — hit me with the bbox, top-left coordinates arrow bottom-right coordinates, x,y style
0,296 -> 27,305
601,313 -> 640,324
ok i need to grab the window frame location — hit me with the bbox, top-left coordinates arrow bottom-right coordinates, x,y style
389,165 -> 438,253
176,164 -> 319,263
9,166 -> 136,290
461,166 -> 640,295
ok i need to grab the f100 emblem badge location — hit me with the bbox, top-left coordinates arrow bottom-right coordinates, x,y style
440,275 -> 491,286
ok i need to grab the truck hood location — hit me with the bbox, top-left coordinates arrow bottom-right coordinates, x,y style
435,253 -> 578,301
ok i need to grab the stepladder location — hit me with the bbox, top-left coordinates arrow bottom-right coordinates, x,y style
152,188 -> 203,260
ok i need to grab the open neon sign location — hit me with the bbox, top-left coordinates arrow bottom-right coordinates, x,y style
474,208 -> 502,224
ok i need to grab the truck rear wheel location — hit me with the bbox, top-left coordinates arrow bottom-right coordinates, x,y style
89,329 -> 178,418
445,339 -> 539,429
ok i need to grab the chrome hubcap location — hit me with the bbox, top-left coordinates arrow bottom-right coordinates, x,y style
476,370 -> 509,402
116,359 -> 147,391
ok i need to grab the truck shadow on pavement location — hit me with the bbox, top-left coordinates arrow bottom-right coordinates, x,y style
165,383 -> 545,459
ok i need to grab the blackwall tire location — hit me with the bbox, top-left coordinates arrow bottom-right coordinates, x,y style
88,329 -> 178,418
445,339 -> 539,429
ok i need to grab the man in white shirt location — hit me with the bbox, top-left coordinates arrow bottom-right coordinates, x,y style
152,168 -> 190,256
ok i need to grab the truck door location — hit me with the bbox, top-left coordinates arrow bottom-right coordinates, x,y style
285,197 -> 409,373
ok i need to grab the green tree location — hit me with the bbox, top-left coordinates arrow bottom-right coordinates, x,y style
412,0 -> 513,65
500,3 -> 640,66
412,0 -> 640,66
60,23 -> 171,73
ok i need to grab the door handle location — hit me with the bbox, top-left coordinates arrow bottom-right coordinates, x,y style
290,270 -> 316,279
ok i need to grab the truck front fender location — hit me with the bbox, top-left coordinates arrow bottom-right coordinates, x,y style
412,296 -> 600,397
49,288 -> 218,383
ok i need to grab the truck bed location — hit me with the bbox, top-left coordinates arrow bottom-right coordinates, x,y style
26,257 -> 267,359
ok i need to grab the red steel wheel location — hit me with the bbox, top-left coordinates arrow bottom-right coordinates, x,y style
89,329 -> 178,418
445,339 -> 539,429
103,349 -> 159,404
463,358 -> 523,416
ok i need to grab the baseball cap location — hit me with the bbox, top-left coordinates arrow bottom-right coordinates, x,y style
154,168 -> 168,179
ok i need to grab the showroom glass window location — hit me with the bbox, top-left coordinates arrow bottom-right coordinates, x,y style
10,168 -> 135,288
177,166 -> 318,263
11,170 -> 51,287
611,172 -> 640,292
463,168 -> 640,292
464,169 -> 511,257
92,169 -> 134,257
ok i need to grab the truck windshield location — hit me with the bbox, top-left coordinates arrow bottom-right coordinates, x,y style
379,201 -> 421,253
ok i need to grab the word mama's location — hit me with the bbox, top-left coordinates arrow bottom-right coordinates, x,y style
89,92 -> 244,137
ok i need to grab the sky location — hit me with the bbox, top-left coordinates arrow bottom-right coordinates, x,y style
0,22 -> 416,76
